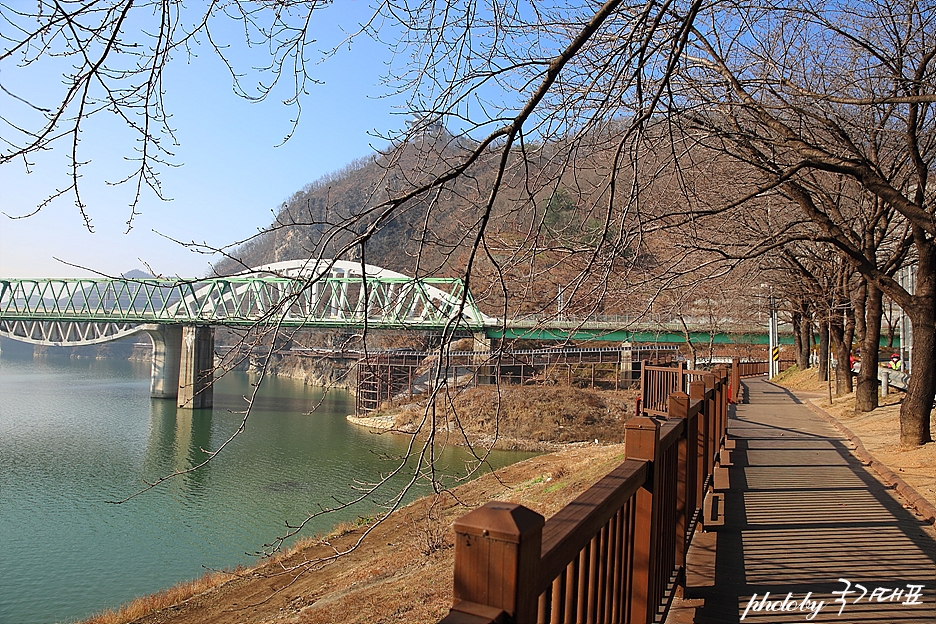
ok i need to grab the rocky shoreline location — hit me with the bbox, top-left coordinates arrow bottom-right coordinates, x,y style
250,353 -> 357,389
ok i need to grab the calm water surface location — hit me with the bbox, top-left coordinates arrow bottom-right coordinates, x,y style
0,354 -> 530,624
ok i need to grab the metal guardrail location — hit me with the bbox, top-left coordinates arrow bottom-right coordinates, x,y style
878,366 -> 909,395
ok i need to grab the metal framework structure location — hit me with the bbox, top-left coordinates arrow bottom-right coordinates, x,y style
0,260 -> 490,346
354,345 -> 681,414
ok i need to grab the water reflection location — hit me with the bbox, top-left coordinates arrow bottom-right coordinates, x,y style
0,357 -> 533,624
143,400 -> 214,494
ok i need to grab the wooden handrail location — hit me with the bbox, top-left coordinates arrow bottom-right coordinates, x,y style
658,417 -> 684,450
737,361 -> 769,377
537,460 -> 648,594
640,362 -> 684,417
440,361 -> 734,624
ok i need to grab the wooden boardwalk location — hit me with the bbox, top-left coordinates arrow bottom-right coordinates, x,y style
667,378 -> 936,623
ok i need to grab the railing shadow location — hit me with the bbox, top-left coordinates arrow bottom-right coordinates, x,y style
694,381 -> 936,623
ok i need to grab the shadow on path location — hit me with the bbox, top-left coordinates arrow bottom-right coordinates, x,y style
670,378 -> 935,623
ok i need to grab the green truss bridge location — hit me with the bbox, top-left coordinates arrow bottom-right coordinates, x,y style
0,260 -> 496,409
1,259 -> 781,408
0,260 -> 489,345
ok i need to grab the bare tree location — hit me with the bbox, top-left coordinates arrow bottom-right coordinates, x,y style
663,1 -> 933,444
4,2 -> 933,547
774,242 -> 862,395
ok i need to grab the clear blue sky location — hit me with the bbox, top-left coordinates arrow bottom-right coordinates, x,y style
1,5 -> 404,279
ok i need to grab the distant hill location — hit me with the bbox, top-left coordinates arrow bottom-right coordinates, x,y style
121,269 -> 154,279
211,129 -> 656,318
211,133 -> 495,276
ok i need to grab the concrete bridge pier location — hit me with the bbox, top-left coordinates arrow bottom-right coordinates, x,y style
142,325 -> 183,399
178,325 -> 214,409
141,324 -> 215,407
471,331 -> 493,385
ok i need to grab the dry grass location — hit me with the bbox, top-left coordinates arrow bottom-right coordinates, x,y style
392,385 -> 637,449
770,365 -> 833,391
74,526 -> 372,624
280,444 -> 629,624
79,569 -> 240,624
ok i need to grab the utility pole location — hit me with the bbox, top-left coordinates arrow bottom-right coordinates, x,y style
768,294 -> 779,378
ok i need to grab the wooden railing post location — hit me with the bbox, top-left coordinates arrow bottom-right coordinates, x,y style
445,502 -> 545,624
702,372 -> 716,478
668,391 -> 693,583
724,368 -> 730,437
717,367 -> 729,444
730,357 -> 740,404
639,359 -> 647,413
688,381 -> 706,514
625,417 -> 662,624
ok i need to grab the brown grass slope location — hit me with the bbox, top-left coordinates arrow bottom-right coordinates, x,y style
117,444 -> 628,624
391,385 -> 637,450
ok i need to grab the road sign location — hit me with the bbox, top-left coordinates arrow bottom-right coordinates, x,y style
772,346 -> 780,362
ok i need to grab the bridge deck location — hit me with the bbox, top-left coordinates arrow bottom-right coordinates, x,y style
667,378 -> 936,623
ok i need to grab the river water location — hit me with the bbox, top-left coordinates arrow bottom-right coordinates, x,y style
0,354 -> 529,624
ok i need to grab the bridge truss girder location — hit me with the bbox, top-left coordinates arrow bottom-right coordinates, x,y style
0,260 -> 489,347
0,319 -> 141,346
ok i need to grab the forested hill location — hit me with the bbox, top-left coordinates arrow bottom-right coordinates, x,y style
209,128 -> 661,317
211,131 -> 501,277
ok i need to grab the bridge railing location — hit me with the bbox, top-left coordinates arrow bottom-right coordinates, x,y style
439,367 -> 730,624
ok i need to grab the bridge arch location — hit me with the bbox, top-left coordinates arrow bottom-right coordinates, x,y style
0,319 -> 142,347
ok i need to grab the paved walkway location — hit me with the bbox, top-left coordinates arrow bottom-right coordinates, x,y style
667,378 -> 936,623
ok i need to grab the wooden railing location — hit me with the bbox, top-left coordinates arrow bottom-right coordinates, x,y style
439,363 -> 732,624
640,357 -> 744,415
736,361 -> 769,377
639,361 -> 684,417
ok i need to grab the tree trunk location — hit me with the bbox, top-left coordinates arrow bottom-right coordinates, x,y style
792,310 -> 804,368
842,297 -> 856,394
797,308 -> 811,369
900,306 -> 936,446
898,246 -> 936,447
830,312 -> 853,395
678,317 -> 698,370
856,284 -> 883,412
885,307 -> 896,348
853,281 -> 867,347
818,320 -> 830,382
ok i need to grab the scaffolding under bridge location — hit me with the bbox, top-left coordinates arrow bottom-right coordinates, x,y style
354,345 -> 680,415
